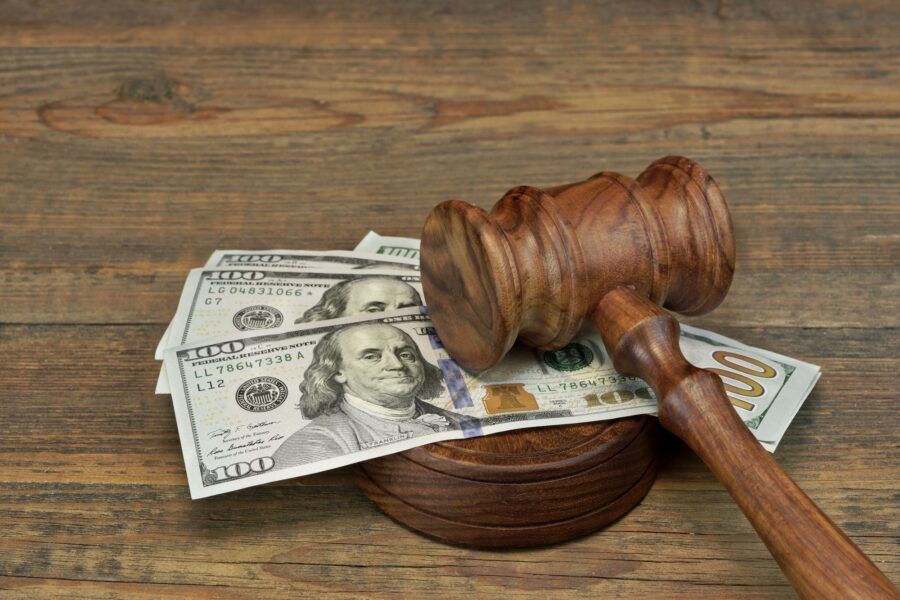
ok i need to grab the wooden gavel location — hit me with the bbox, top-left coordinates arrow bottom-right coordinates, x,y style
419,156 -> 897,599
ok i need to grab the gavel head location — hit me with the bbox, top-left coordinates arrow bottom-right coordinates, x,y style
420,156 -> 735,371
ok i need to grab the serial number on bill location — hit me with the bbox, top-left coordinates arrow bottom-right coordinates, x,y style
536,375 -> 638,392
204,286 -> 320,299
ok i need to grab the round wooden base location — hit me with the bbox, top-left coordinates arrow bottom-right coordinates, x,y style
355,415 -> 658,548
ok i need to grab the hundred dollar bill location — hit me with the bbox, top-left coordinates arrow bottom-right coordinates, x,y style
355,231 -> 420,260
155,268 -> 423,393
155,250 -> 417,361
169,268 -> 422,352
677,325 -> 819,448
204,249 -> 418,271
164,308 -> 819,498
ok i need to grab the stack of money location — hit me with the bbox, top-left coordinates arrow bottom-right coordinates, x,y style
156,232 -> 820,498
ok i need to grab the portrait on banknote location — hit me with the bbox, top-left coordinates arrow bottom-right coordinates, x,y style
294,275 -> 423,323
272,322 -> 462,466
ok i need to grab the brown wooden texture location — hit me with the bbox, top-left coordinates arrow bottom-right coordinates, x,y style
0,1 -> 897,598
420,155 -> 734,371
356,418 -> 658,547
594,287 -> 897,598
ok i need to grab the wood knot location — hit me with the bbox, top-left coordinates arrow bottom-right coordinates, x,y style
116,73 -> 190,108
96,73 -> 211,125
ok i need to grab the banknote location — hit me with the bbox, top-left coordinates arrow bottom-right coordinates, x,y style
164,307 -> 819,498
155,268 -> 423,393
677,325 -> 819,447
203,249 -> 418,271
155,250 -> 418,361
355,231 -> 420,259
170,267 -> 422,350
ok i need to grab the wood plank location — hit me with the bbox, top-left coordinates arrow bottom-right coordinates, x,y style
0,3 -> 896,326
0,325 -> 896,598
2,148 -> 898,325
0,0 -> 897,50
0,27 -> 900,327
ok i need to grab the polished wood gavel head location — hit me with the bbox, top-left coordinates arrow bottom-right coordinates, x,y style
420,156 -> 736,371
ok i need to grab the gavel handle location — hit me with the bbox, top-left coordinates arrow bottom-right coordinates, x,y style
593,286 -> 898,600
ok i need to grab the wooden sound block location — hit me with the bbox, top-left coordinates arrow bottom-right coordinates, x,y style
355,416 -> 658,548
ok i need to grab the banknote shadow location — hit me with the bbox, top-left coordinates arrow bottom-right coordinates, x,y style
180,468 -> 374,535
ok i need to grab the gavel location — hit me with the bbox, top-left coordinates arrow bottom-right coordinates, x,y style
419,157 -> 897,599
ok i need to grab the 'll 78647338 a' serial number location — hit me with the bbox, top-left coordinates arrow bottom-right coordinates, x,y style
192,352 -> 306,391
535,375 -> 639,393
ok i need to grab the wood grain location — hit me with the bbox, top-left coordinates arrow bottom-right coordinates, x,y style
420,155 -> 734,370
0,0 -> 897,597
356,418 -> 658,547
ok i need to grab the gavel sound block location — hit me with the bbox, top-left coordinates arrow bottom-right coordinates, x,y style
357,157 -> 898,599
356,416 -> 659,548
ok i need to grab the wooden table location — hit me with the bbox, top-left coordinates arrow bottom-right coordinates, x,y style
1,2 -> 897,598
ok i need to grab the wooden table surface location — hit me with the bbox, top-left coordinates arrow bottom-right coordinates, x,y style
1,1 -> 897,598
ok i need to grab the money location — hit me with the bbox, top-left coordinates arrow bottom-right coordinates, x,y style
204,249 -> 418,271
355,231 -> 420,259
164,307 -> 819,498
156,249 -> 417,360
168,268 -> 422,350
677,326 -> 819,448
155,267 -> 423,393
155,234 -> 819,498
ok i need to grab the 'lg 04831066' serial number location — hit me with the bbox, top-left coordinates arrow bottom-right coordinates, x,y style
205,286 -> 306,297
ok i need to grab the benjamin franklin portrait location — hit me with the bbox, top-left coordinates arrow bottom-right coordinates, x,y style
272,323 -> 461,467
295,276 -> 422,323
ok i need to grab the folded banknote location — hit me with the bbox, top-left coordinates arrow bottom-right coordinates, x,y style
204,248 -> 418,271
355,231 -> 420,260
